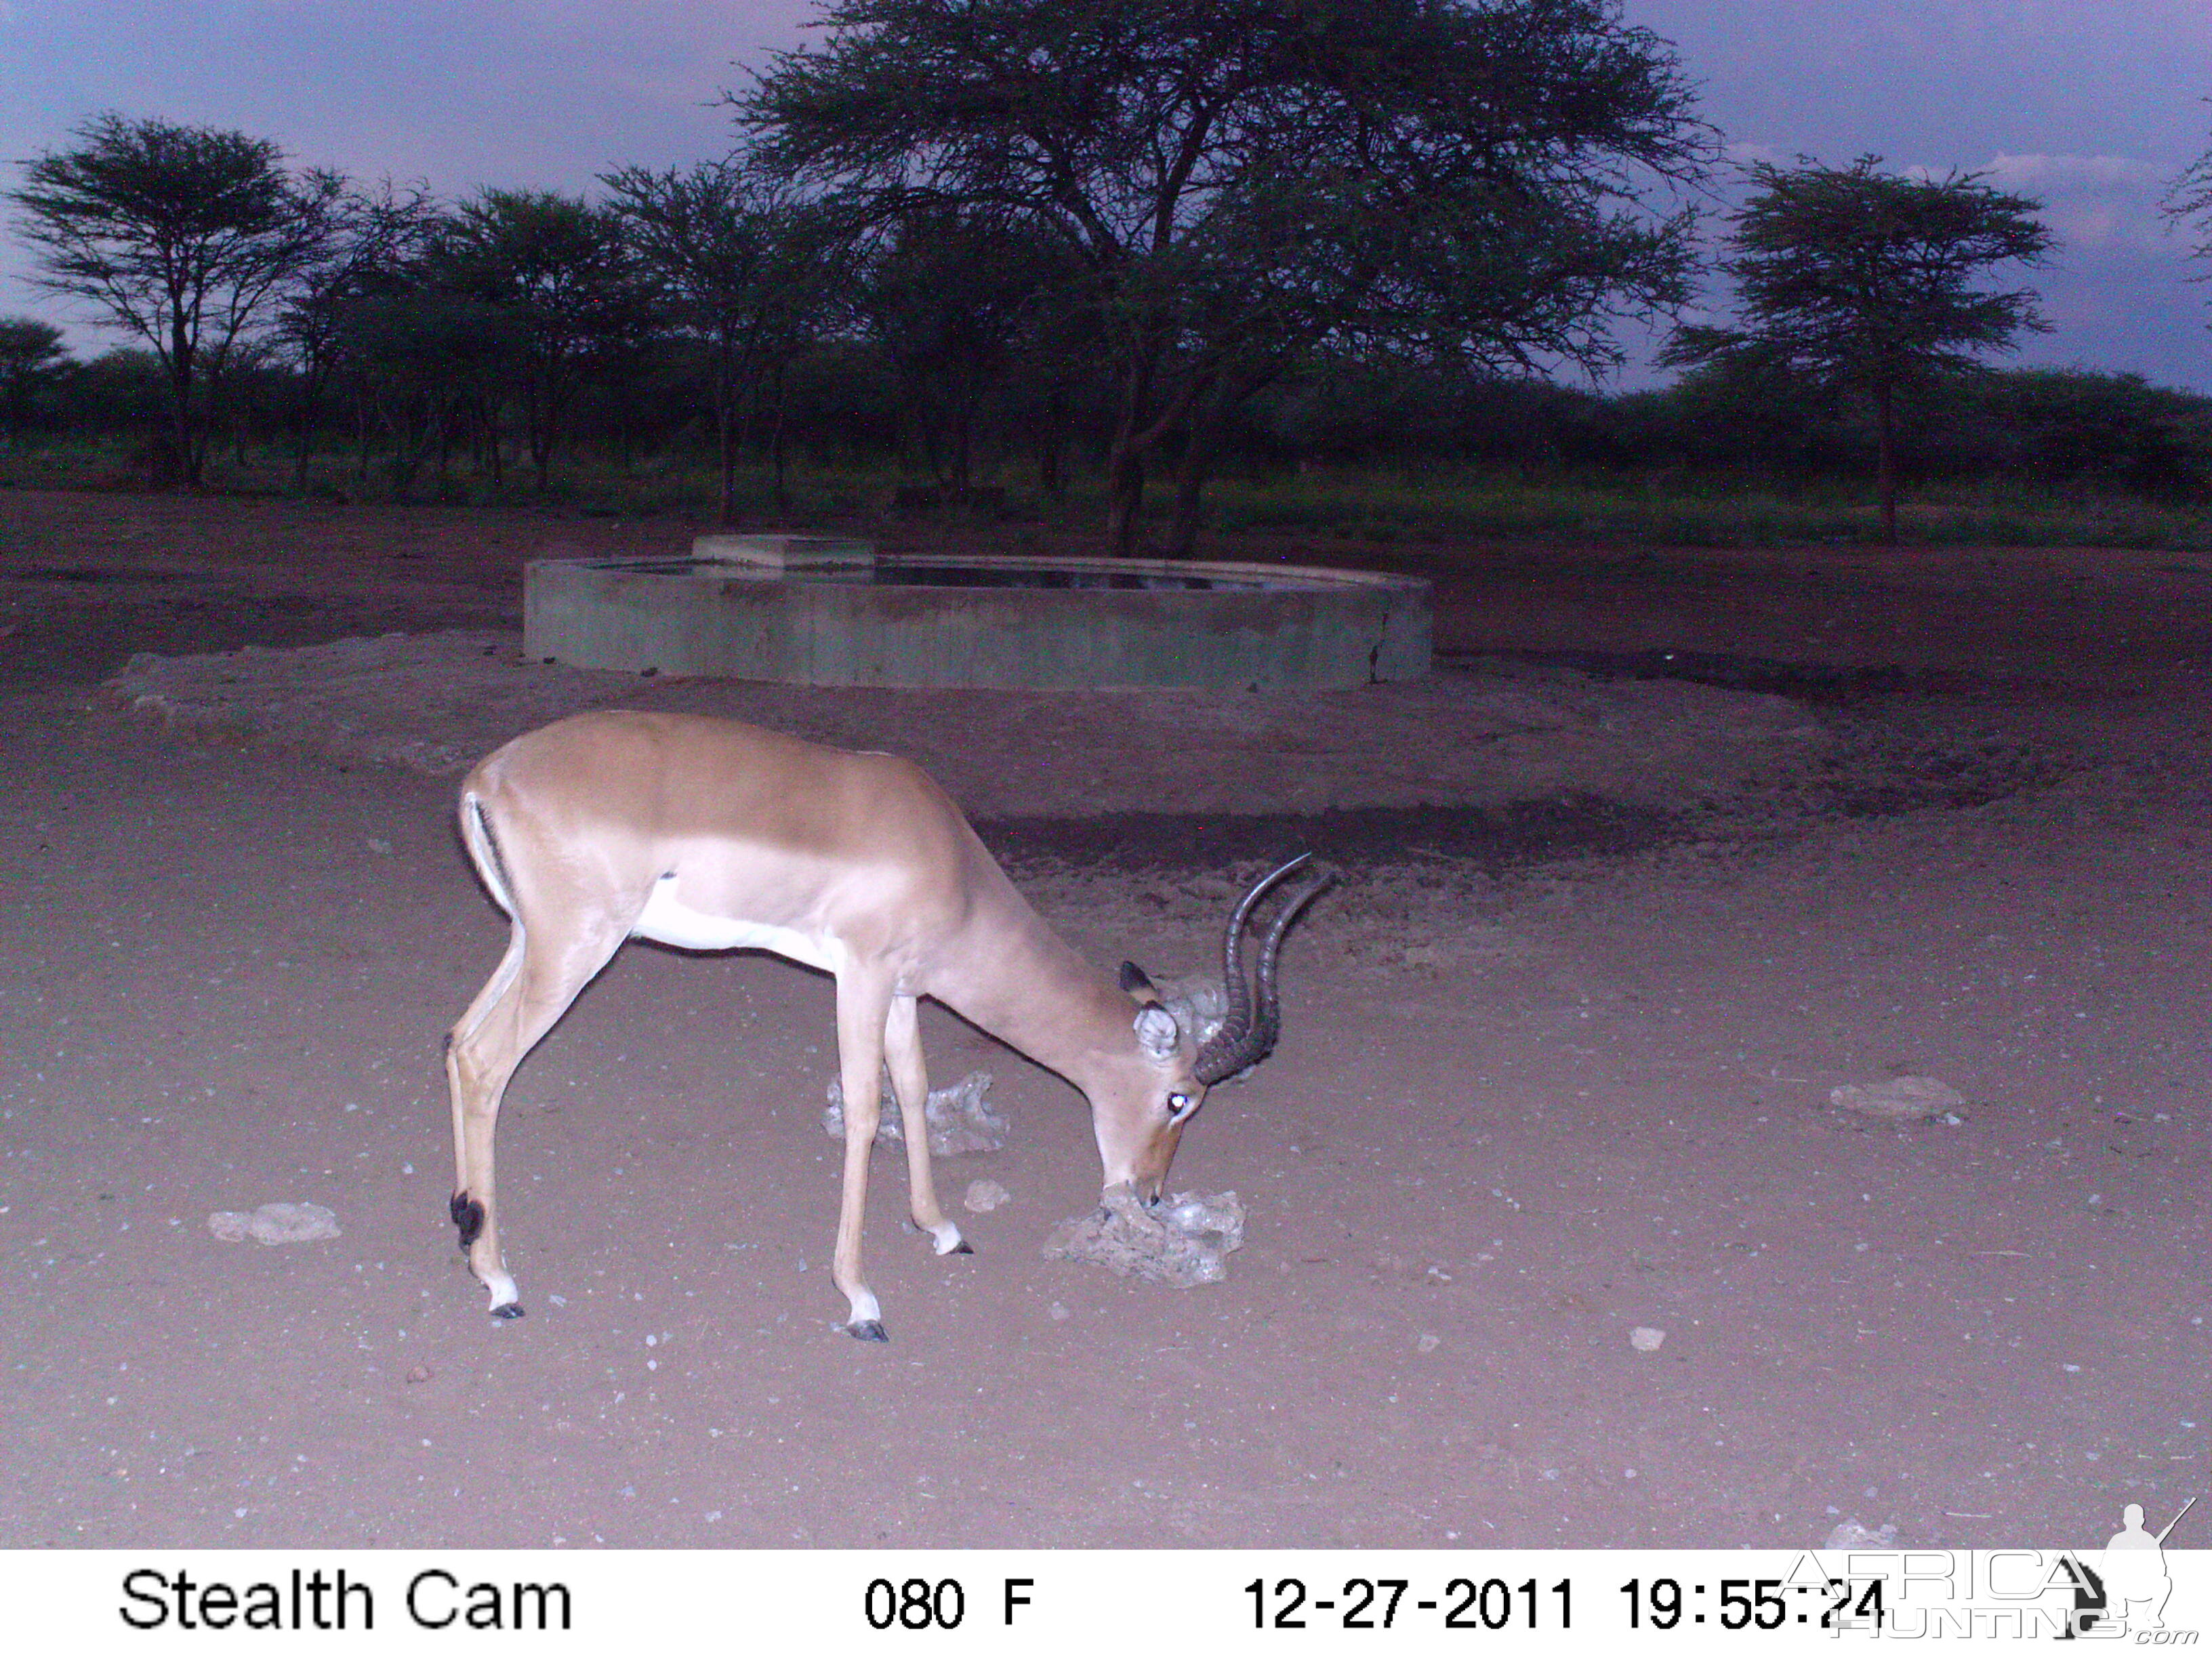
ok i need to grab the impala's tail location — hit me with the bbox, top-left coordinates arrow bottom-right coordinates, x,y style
450,788 -> 528,1055
458,789 -> 519,918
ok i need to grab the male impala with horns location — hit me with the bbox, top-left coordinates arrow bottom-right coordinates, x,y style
443,710 -> 1331,1339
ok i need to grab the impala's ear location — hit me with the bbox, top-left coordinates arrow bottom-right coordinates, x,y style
1118,960 -> 1160,1004
1133,1003 -> 1180,1061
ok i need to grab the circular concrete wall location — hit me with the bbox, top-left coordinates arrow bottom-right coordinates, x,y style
523,550 -> 1431,690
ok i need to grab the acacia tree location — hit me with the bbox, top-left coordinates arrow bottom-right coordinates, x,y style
856,211 -> 1081,501
299,265 -> 505,494
0,319 -> 70,450
736,0 -> 1708,554
2164,117 -> 2212,330
8,112 -> 342,483
1664,155 -> 2053,543
602,162 -> 840,520
434,190 -> 651,490
2167,159 -> 2212,267
276,178 -> 439,487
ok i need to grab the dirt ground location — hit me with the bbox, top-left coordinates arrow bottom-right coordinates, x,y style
0,487 -> 2205,1550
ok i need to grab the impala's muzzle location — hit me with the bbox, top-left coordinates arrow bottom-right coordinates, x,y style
1104,1175 -> 1166,1211
1103,1151 -> 1171,1206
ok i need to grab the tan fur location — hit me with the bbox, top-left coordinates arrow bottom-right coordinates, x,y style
444,710 -> 1200,1334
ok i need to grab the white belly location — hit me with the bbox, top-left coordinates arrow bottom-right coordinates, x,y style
632,877 -> 848,975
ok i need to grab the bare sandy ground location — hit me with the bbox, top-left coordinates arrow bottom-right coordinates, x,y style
0,489 -> 2205,1550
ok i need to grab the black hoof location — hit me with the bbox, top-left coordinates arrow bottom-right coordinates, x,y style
449,1192 -> 485,1247
847,1319 -> 888,1343
950,1240 -> 976,1255
490,1302 -> 525,1321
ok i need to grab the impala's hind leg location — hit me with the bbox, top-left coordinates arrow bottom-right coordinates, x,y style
446,912 -> 628,1317
448,921 -> 525,1208
885,993 -> 968,1257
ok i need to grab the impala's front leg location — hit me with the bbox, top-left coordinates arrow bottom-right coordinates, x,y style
884,994 -> 970,1258
832,970 -> 895,1340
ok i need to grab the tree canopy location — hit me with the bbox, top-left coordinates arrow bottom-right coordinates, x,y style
2163,112 -> 2212,331
602,162 -> 842,518
274,177 -> 438,486
0,317 -> 70,449
433,189 -> 652,489
1664,154 -> 2053,541
737,0 -> 1711,551
7,112 -> 342,482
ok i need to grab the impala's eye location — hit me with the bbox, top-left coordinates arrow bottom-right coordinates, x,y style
1166,1091 -> 1195,1122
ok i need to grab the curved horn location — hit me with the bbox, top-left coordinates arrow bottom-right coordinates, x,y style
1244,865 -> 1334,1061
1194,855 -> 1334,1085
1211,855 -> 1303,1061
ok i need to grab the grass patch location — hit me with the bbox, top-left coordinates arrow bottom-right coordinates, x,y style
1202,468 -> 2212,549
5,440 -> 2207,550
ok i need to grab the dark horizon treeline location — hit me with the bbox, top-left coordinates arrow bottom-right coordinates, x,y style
0,181 -> 1145,514
10,0 -> 2212,544
12,327 -> 2212,513
4,95 -> 2211,533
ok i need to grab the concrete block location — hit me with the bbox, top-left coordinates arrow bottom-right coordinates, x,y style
525,551 -> 1431,690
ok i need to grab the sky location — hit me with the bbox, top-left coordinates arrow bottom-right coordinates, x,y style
3,0 -> 2209,390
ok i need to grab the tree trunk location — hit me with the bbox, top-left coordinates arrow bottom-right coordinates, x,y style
716,403 -> 737,525
1103,335 -> 1235,555
524,356 -> 560,492
713,338 -> 738,527
1104,443 -> 1145,554
1102,329 -> 1167,554
1166,405 -> 1237,560
1875,380 -> 1898,545
194,354 -> 225,483
293,377 -> 321,493
391,394 -> 426,499
529,398 -> 553,492
480,396 -> 504,489
165,322 -> 198,487
1164,365 -> 1270,558
768,363 -> 790,514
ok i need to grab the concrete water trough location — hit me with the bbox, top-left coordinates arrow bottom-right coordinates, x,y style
523,535 -> 1431,690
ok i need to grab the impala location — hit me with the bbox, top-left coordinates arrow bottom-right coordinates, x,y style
443,710 -> 1331,1339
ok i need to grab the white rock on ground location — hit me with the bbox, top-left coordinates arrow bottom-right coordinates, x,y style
207,1202 -> 340,1245
963,1180 -> 1010,1214
823,1069 -> 1006,1155
1828,1074 -> 1968,1121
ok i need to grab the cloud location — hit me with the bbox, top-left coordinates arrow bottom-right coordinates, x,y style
1732,149 -> 2179,257
1971,152 -> 2173,252
1719,140 -> 1790,170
